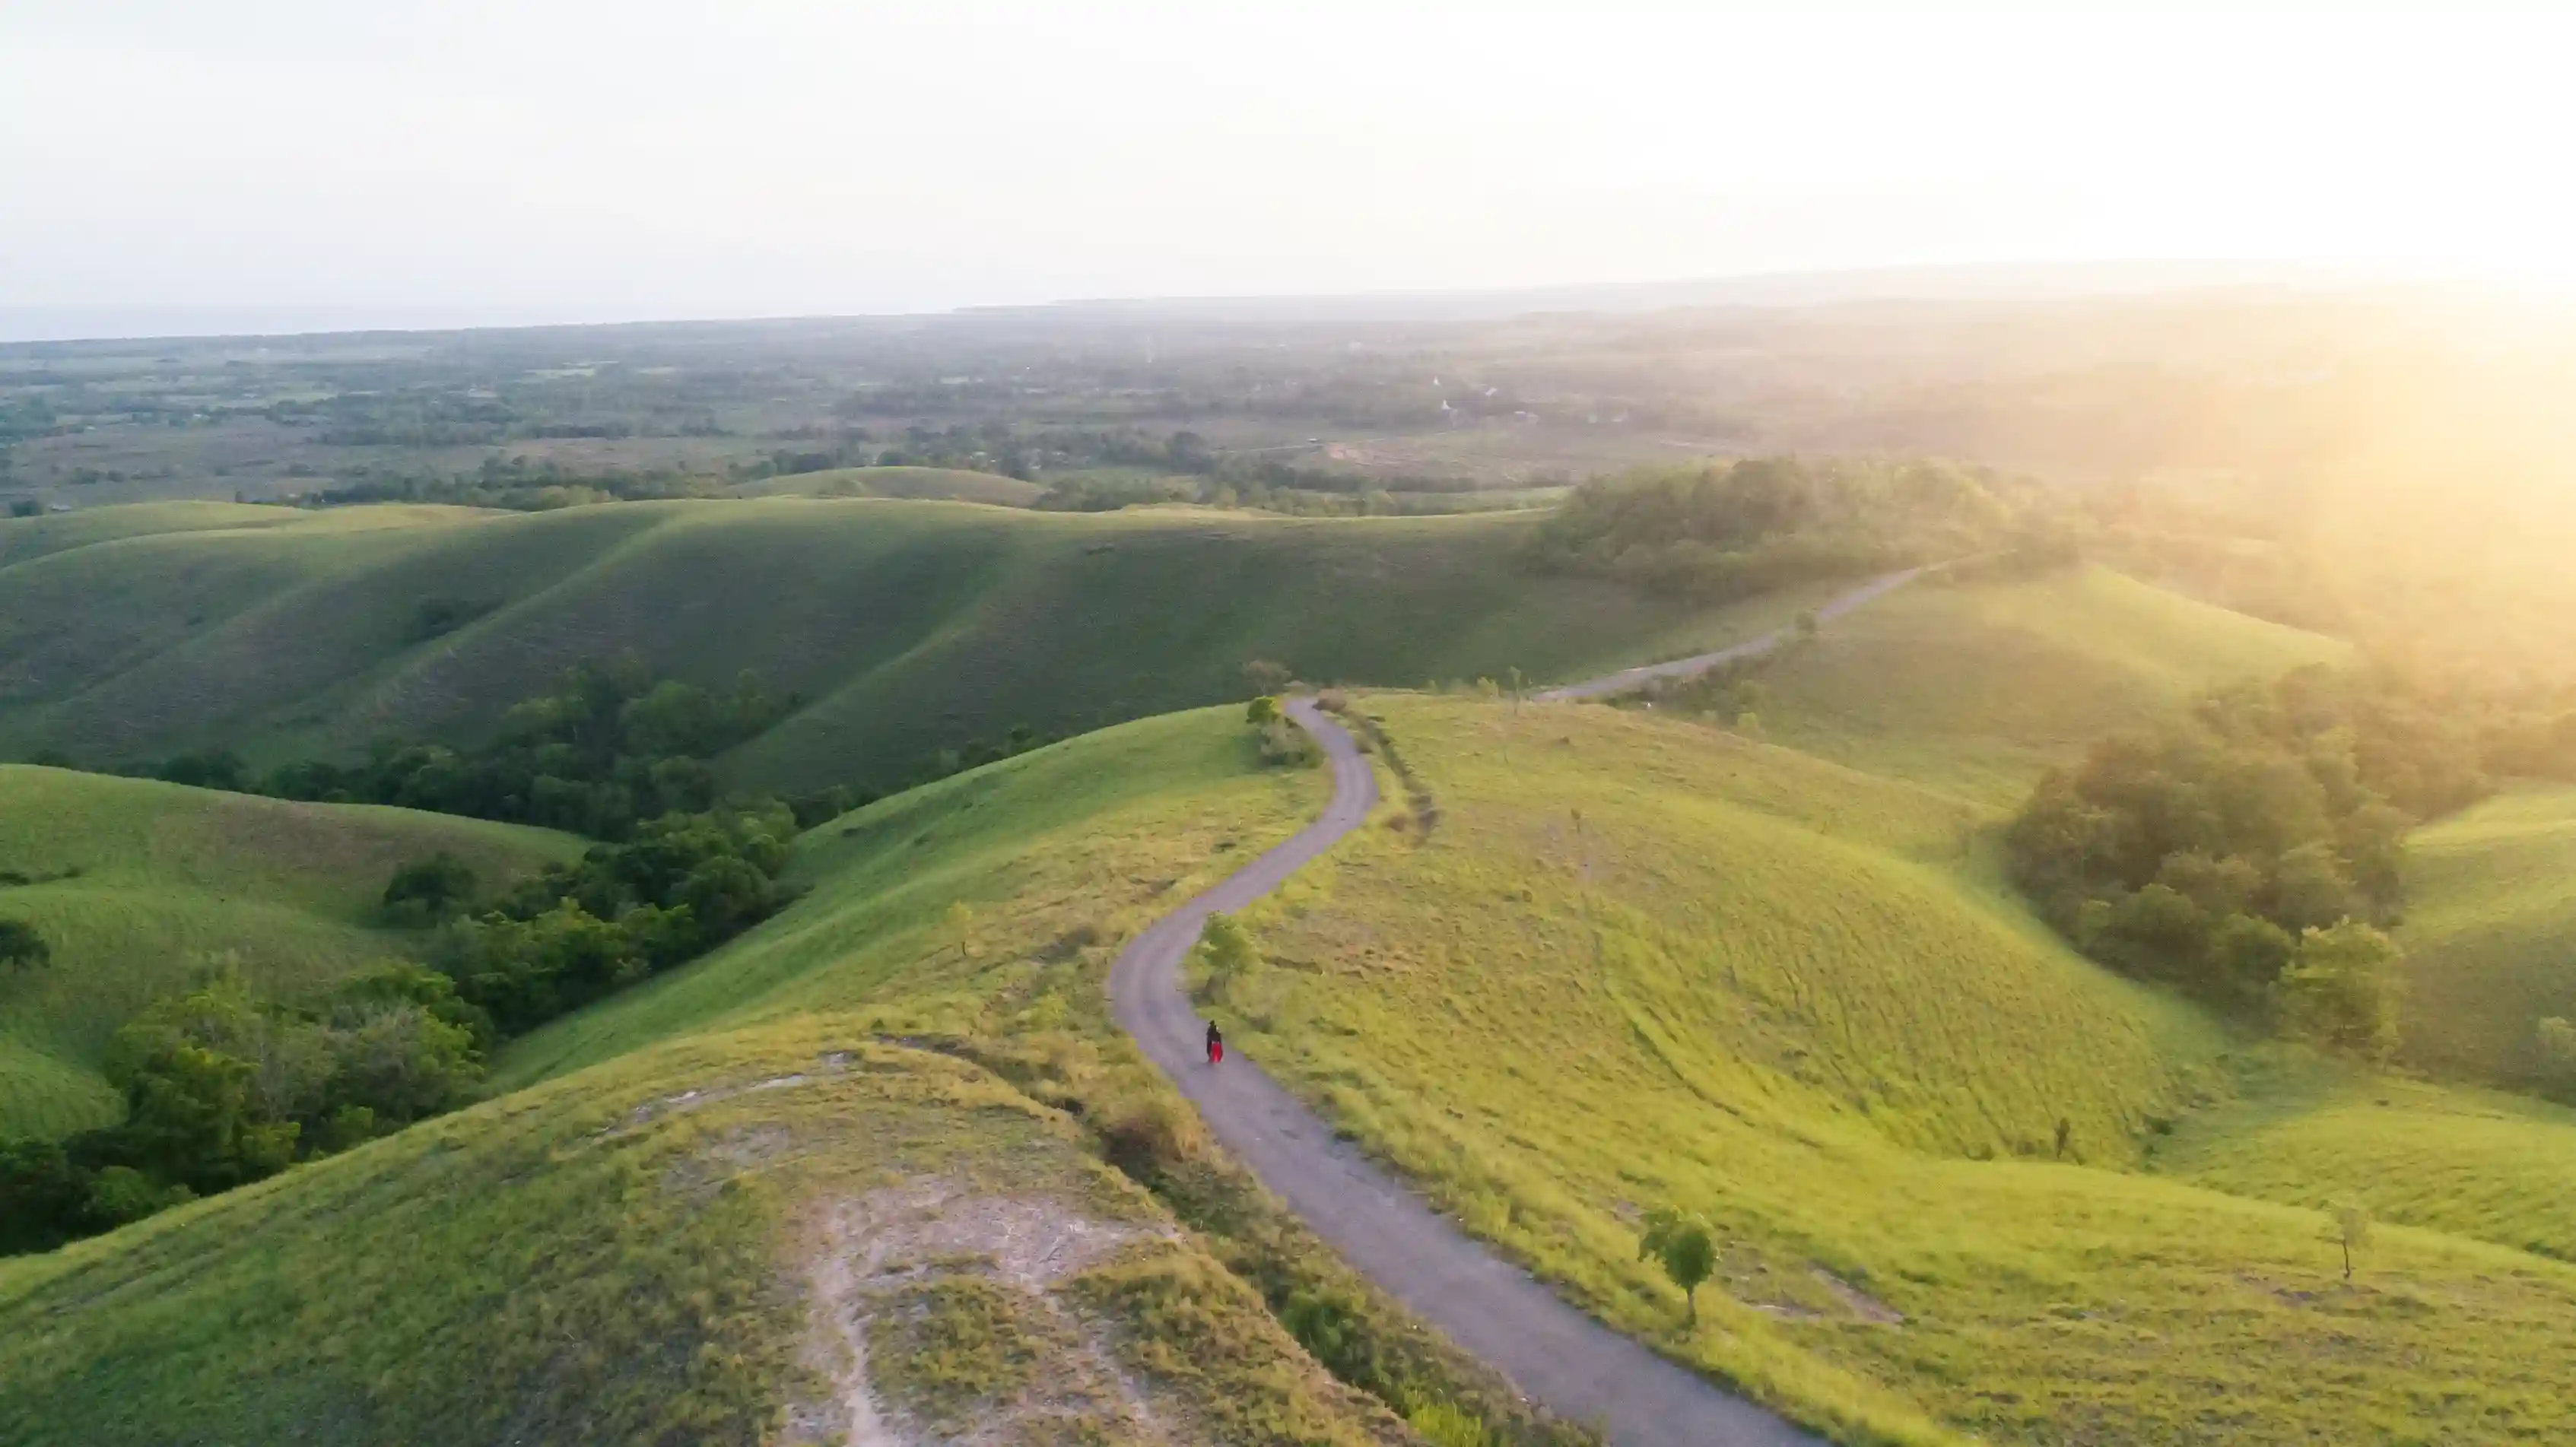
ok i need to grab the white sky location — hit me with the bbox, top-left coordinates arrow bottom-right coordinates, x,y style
4,3 -> 2573,332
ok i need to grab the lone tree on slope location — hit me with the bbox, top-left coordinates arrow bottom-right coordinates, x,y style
1639,1208 -> 1718,1326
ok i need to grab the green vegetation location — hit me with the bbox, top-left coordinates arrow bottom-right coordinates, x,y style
0,765 -> 574,1141
1527,458 -> 2057,604
1,708 -> 1574,1444
2002,668 -> 2473,1012
0,1021 -> 1408,1445
1719,564 -> 2352,804
1215,693 -> 2576,1443
0,498 -> 1815,794
228,656 -> 797,839
2400,784 -> 2576,1087
732,464 -> 1046,506
0,966 -> 484,1254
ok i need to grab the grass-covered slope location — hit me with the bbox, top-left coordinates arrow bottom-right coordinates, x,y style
732,465 -> 1047,506
2398,782 -> 2576,1084
0,1020 -> 1404,1446
494,705 -> 1326,1090
2158,1059 -> 2576,1263
1751,565 -> 2349,804
0,498 -> 1800,792
0,500 -> 312,569
1217,694 -> 2576,1444
0,766 -> 577,1139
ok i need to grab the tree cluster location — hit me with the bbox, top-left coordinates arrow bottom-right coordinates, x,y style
151,659 -> 795,840
1527,457 -> 2055,603
0,967 -> 484,1254
422,802 -> 797,1036
2005,667 -> 2476,1038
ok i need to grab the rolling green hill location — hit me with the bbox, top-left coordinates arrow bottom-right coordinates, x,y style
2397,782 -> 2576,1084
0,1019 -> 1406,1447
732,464 -> 1048,506
0,710 -> 1548,1444
1215,693 -> 2576,1443
0,498 -> 1816,794
0,766 -> 577,1139
1748,564 -> 2351,804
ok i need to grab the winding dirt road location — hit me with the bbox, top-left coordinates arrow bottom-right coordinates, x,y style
1110,572 -> 1927,1442
1107,573 -> 1923,1446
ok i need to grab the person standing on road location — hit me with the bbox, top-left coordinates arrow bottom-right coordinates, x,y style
1205,1020 -> 1224,1065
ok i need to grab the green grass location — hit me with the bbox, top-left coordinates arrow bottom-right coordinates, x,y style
2397,782 -> 2576,1084
1749,565 -> 2349,805
0,497 -> 1840,793
0,765 -> 578,1139
1212,693 -> 2576,1443
493,704 -> 1327,1090
2158,1055 -> 2576,1263
0,500 -> 312,568
731,465 -> 1047,506
0,1019 -> 1402,1445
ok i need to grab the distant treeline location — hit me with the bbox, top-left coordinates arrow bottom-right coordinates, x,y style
1528,456 -> 2068,602
2006,665 -> 2576,1055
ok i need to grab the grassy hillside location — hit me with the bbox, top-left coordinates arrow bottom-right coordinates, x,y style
1749,564 -> 2349,804
0,766 -> 577,1139
1215,693 -> 2576,1443
733,465 -> 1048,506
0,501 -> 307,567
0,498 -> 1813,794
1,709 -> 1564,1445
2158,1058 -> 2576,1262
0,1020 -> 1405,1446
2398,783 -> 2576,1084
494,705 -> 1326,1090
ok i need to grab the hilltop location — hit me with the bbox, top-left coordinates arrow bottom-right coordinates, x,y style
0,766 -> 576,1140
1720,563 -> 2351,804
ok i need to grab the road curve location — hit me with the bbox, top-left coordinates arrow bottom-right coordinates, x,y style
1534,568 -> 1923,703
1109,695 -> 1822,1447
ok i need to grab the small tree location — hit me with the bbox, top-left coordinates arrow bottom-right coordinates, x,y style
0,918 -> 48,973
1243,658 -> 1292,698
2333,1199 -> 2371,1280
1246,695 -> 1282,727
942,901 -> 979,961
1196,913 -> 1260,1003
1637,1208 -> 1717,1325
2276,920 -> 2403,1060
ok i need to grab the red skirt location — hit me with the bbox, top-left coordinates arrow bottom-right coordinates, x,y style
1209,1042 -> 1224,1064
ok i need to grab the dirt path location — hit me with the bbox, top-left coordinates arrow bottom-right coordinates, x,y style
1108,693 -> 1824,1446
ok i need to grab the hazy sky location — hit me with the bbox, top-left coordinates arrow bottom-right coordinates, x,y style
5,4 -> 2572,334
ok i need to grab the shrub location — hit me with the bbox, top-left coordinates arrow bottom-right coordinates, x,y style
381,852 -> 478,927
1100,1095 -> 1203,1181
0,918 -> 48,973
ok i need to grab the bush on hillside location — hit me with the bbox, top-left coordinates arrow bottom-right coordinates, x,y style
381,852 -> 479,927
0,917 -> 47,973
